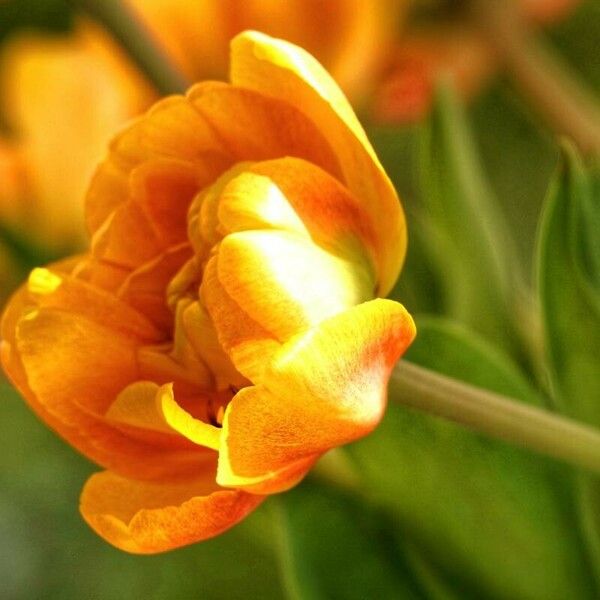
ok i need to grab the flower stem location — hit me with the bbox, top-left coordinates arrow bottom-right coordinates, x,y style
391,361 -> 600,474
70,0 -> 190,95
471,0 -> 600,157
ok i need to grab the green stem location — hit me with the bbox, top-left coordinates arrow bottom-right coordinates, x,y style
391,361 -> 600,475
70,0 -> 190,95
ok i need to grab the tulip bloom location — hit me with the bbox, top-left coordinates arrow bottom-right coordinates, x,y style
2,31 -> 415,554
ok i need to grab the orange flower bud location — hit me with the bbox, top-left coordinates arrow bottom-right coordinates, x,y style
1,32 -> 415,554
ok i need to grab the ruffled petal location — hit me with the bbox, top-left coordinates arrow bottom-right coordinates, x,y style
218,299 -> 415,493
230,31 -> 406,295
80,467 -> 263,554
117,243 -> 192,333
85,95 -> 230,235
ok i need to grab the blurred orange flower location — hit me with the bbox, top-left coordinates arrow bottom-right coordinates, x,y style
0,21 -> 152,251
1,32 -> 415,554
128,0 -> 402,104
373,0 -> 582,123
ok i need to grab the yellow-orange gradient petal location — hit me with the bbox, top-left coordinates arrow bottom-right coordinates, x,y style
216,229 -> 373,340
218,299 -> 416,493
80,466 -> 263,554
201,256 -> 281,383
230,31 -> 406,294
106,382 -> 221,450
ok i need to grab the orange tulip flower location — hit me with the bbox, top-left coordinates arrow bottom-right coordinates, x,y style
1,32 -> 415,554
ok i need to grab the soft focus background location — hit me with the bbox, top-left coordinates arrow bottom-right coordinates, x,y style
1,1 -> 600,598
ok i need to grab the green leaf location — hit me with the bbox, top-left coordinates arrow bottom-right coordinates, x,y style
537,143 -> 600,596
274,481 -> 421,600
537,143 -> 600,425
346,317 -> 596,599
419,84 -> 524,356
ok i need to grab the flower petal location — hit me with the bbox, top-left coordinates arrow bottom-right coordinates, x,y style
85,94 -> 230,235
230,31 -> 406,295
80,467 -> 263,554
216,229 -> 373,340
106,381 -> 221,451
218,299 -> 415,493
201,256 -> 280,383
187,82 -> 341,179
2,294 -> 205,480
218,158 -> 379,265
27,267 -> 162,342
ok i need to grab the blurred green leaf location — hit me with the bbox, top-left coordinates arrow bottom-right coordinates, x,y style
537,143 -> 600,425
346,317 -> 596,599
0,0 -> 72,43
419,84 -> 524,356
536,143 -> 600,596
274,481 -> 420,600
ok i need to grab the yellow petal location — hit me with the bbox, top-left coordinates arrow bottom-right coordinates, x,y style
106,382 -> 221,450
218,299 -> 415,493
230,31 -> 406,295
216,229 -> 373,340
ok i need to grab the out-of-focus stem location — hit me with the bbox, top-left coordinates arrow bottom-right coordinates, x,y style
391,361 -> 600,475
70,0 -> 190,95
472,0 -> 600,157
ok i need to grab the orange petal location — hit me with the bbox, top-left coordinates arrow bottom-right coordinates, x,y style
117,243 -> 192,333
2,290 -> 205,479
216,229 -> 373,340
187,82 -> 342,180
218,299 -> 415,493
106,381 -> 221,450
201,256 -> 280,383
80,467 -> 263,554
85,94 -> 231,236
230,31 -> 406,295
27,267 -> 162,342
129,158 -> 203,246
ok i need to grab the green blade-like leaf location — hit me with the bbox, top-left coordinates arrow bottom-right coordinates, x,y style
346,317 -> 596,599
419,84 -> 524,356
537,143 -> 600,424
274,482 -> 421,600
537,143 -> 600,594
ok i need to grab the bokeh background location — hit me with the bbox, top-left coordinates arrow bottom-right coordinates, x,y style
1,1 -> 599,598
